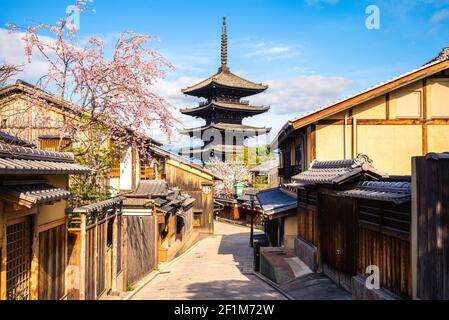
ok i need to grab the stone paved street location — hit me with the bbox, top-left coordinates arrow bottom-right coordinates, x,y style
130,221 -> 286,300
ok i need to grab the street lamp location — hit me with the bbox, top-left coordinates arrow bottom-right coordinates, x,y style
249,192 -> 255,248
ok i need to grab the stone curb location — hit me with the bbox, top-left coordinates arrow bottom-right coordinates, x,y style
252,271 -> 295,300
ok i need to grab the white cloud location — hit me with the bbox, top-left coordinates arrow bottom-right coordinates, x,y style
245,45 -> 292,57
250,75 -> 355,116
431,9 -> 449,23
0,28 -> 51,83
239,40 -> 298,61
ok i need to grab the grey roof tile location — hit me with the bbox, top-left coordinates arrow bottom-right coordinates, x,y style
292,154 -> 387,185
0,182 -> 71,205
126,180 -> 168,198
73,196 -> 126,213
257,187 -> 297,217
338,181 -> 411,204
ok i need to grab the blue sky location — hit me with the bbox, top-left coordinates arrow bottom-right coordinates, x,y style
1,0 -> 449,146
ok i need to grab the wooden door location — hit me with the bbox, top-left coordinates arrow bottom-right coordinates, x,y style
6,217 -> 31,300
320,194 -> 357,292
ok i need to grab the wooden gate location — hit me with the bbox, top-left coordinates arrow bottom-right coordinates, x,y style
320,194 -> 357,292
38,224 -> 67,300
126,216 -> 157,285
6,218 -> 31,300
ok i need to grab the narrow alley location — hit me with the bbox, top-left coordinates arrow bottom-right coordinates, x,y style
130,222 -> 286,300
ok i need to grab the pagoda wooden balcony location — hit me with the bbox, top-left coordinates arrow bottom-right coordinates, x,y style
198,98 -> 250,107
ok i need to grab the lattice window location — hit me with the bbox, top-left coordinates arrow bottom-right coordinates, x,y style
109,158 -> 121,177
139,160 -> 155,180
39,138 -> 71,152
108,139 -> 121,177
6,219 -> 31,300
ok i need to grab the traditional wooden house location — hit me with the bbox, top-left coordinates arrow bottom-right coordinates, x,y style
275,47 -> 449,183
256,187 -> 297,249
148,145 -> 219,234
122,179 -> 195,264
0,138 -> 91,300
0,80 -> 162,195
66,197 -> 125,300
289,154 -> 413,299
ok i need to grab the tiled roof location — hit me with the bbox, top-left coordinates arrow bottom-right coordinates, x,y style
0,143 -> 92,175
0,131 -> 34,147
179,122 -> 271,135
425,152 -> 449,160
179,144 -> 245,156
122,197 -> 153,208
126,180 -> 168,198
292,154 -> 387,185
72,196 -> 126,213
0,182 -> 71,205
338,181 -> 411,204
180,100 -> 270,116
257,187 -> 297,218
182,69 -> 268,97
148,145 -> 221,180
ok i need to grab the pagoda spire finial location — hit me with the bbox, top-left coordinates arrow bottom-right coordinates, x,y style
220,16 -> 229,72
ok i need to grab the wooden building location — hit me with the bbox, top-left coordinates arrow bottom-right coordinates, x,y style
0,138 -> 91,300
275,47 -> 449,183
412,153 -> 449,300
0,80 -> 162,195
0,81 -> 221,235
290,154 -> 413,299
149,146 -> 219,234
66,197 -> 125,300
179,17 -> 270,162
257,187 -> 298,249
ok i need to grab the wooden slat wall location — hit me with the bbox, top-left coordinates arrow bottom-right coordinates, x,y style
357,227 -> 411,298
84,228 -> 95,300
415,156 -> 449,300
126,216 -> 157,285
96,222 -> 106,297
356,199 -> 412,298
116,215 -> 122,273
297,190 -> 320,247
165,163 -> 214,234
38,224 -> 66,300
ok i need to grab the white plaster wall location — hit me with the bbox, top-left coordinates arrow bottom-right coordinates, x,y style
120,145 -> 133,191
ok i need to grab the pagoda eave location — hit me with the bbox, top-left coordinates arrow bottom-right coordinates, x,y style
179,125 -> 271,136
180,102 -> 270,117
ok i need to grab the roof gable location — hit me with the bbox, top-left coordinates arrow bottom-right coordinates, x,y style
285,59 -> 449,133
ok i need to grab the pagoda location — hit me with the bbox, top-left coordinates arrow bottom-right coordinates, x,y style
179,17 -> 271,163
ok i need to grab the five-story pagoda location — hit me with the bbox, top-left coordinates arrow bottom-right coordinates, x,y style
179,17 -> 271,163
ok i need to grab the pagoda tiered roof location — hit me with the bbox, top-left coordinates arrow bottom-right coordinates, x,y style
179,144 -> 245,156
179,122 -> 271,136
181,68 -> 268,98
180,99 -> 270,117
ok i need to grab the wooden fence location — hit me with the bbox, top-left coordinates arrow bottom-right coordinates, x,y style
414,156 -> 449,300
38,224 -> 66,300
125,215 -> 158,286
357,200 -> 411,298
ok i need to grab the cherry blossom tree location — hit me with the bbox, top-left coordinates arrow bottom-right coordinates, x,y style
205,159 -> 251,196
0,64 -> 22,86
7,0 -> 176,198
